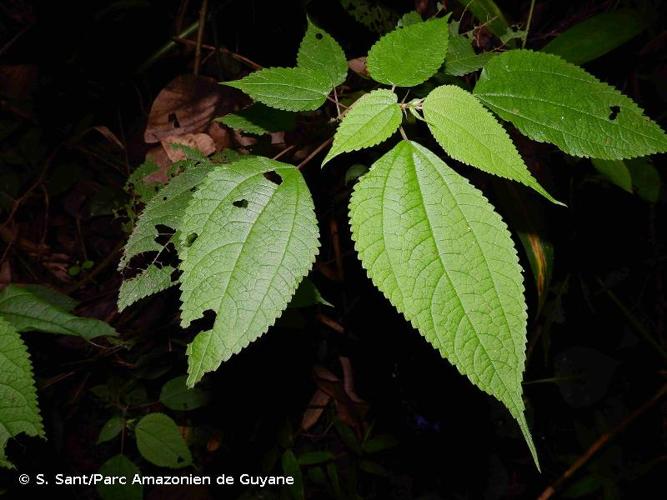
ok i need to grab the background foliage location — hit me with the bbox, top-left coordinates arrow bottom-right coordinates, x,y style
0,0 -> 666,498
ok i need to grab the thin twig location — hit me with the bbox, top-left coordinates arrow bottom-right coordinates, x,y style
0,148 -> 60,230
538,383 -> 667,500
193,0 -> 209,76
523,0 -> 537,48
174,37 -> 262,70
297,137 -> 333,170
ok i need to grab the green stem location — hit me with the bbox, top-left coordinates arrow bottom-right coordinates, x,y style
522,0 -> 536,48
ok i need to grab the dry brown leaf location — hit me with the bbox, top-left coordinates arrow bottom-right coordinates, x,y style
301,388 -> 332,431
161,133 -> 216,162
348,57 -> 369,78
206,121 -> 232,151
144,74 -> 225,143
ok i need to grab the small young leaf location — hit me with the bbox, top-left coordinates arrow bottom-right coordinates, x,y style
0,285 -> 116,339
118,264 -> 175,311
97,416 -> 124,444
323,89 -> 402,165
297,18 -> 347,89
179,157 -> 319,386
444,31 -> 493,76
473,50 -> 667,159
397,11 -> 422,27
289,278 -> 333,308
367,17 -> 449,87
349,141 -> 539,468
135,413 -> 192,468
223,67 -> 331,112
542,9 -> 646,65
423,85 -> 561,204
97,455 -> 142,500
159,375 -> 209,411
217,103 -> 296,136
452,0 -> 511,41
0,317 -> 44,468
339,0 -> 399,34
591,159 -> 633,193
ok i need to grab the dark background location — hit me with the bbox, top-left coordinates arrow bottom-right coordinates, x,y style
0,0 -> 665,498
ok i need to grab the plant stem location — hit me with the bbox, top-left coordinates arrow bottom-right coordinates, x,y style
193,0 -> 209,76
523,0 -> 536,48
538,383 -> 667,499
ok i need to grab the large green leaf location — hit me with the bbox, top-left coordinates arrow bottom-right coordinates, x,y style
118,162 -> 211,310
366,17 -> 449,87
0,317 -> 44,468
224,67 -> 331,111
135,413 -> 192,468
423,85 -> 560,204
0,285 -> 116,339
323,89 -> 402,165
297,18 -> 347,89
179,157 -> 319,386
473,50 -> 667,159
542,9 -> 646,65
349,140 -> 538,468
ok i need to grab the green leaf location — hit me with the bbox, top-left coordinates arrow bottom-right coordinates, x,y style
297,450 -> 335,466
119,163 -> 211,270
217,103 -> 296,136
423,85 -> 561,204
0,317 -> 44,468
367,17 -> 449,87
223,67 -> 331,112
362,434 -> 398,454
18,284 -> 78,311
323,89 -> 402,165
118,163 -> 211,310
398,11 -> 423,27
542,9 -> 646,65
97,416 -> 124,444
627,158 -> 661,203
591,159 -> 633,193
0,285 -> 116,340
135,413 -> 192,468
125,159 -> 163,203
349,140 -> 539,468
297,18 -> 347,89
97,455 -> 142,500
159,375 -> 209,411
473,50 -> 667,159
452,0 -> 511,40
339,0 -> 399,34
281,450 -> 305,500
444,30 -> 493,76
289,278 -> 333,308
179,157 -> 319,386
118,264 -> 175,311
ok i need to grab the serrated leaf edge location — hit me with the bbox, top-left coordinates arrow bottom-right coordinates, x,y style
474,49 -> 667,160
347,141 -> 539,469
